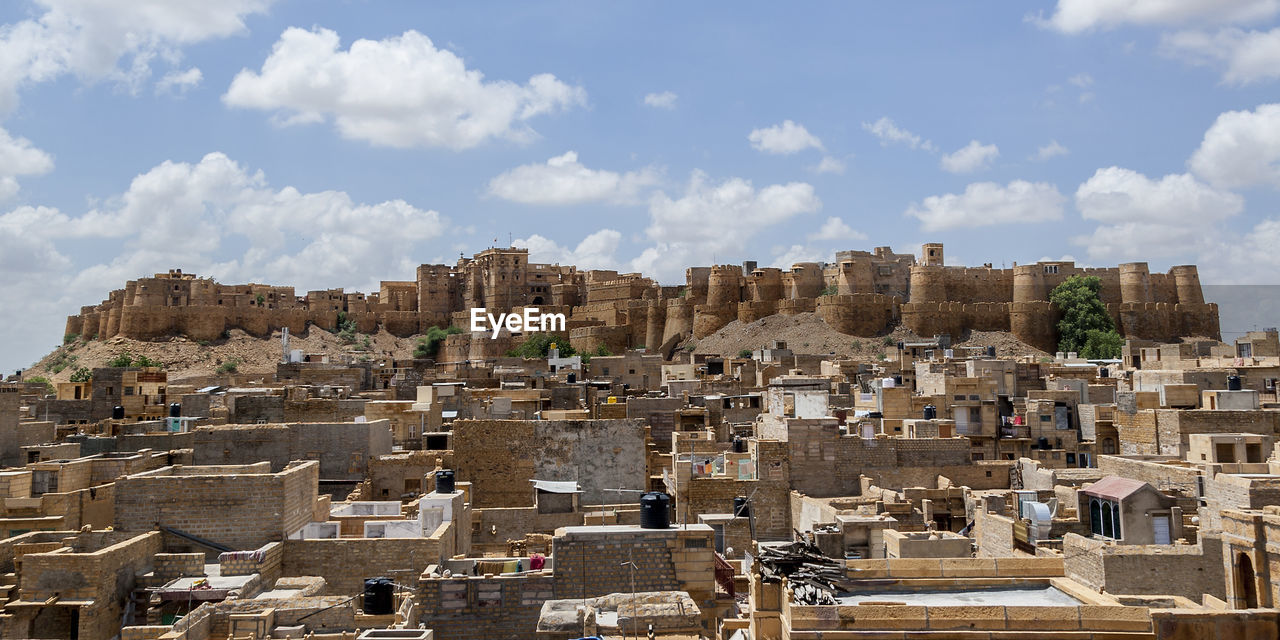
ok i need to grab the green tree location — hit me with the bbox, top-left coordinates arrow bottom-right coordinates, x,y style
738,348 -> 753,358
134,354 -> 163,368
24,376 -> 53,395
63,333 -> 79,344
1049,275 -> 1123,359
255,294 -> 266,306
69,367 -> 92,383
414,326 -> 463,359
106,352 -> 134,368
819,284 -> 838,297
217,358 -> 241,374
594,344 -> 611,357
506,333 -> 575,359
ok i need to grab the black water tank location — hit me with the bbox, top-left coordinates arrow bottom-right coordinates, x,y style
1099,367 -> 1109,378
436,469 -> 455,494
566,372 -> 576,384
168,403 -> 181,418
733,496 -> 750,518
896,341 -> 904,351
986,346 -> 996,358
1228,375 -> 1242,391
923,405 -> 937,420
111,406 -> 124,420
363,577 -> 395,615
1038,436 -> 1050,450
732,437 -> 747,453
867,411 -> 883,419
639,492 -> 671,529
893,375 -> 903,386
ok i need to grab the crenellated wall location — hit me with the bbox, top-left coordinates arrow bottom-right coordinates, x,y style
737,300 -> 777,324
569,325 -> 630,355
692,303 -> 737,339
816,294 -> 899,336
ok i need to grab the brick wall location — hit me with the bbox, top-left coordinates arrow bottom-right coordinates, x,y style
416,574 -> 557,640
1062,533 -> 1225,600
192,421 -> 392,480
282,535 -> 450,594
786,420 -> 972,497
1097,455 -> 1201,497
551,525 -> 717,633
452,419 -> 647,507
113,461 -> 319,551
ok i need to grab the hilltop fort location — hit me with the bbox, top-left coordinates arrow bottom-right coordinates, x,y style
62,243 -> 1220,357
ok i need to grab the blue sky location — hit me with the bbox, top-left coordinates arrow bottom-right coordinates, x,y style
3,0 -> 1280,371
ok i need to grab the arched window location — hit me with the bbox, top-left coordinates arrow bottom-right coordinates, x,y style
1090,499 -> 1102,536
1101,501 -> 1114,538
1112,503 -> 1122,539
1102,438 -> 1116,454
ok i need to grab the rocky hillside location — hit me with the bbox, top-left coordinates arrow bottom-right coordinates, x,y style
689,312 -> 1051,360
25,311 -> 1071,384
25,327 -> 421,384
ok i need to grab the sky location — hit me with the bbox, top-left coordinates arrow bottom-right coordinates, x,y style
4,0 -> 1280,372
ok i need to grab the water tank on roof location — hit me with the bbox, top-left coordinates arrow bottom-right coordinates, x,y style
1228,375 -> 1242,391
1038,436 -> 1050,450
923,405 -> 937,420
566,372 -> 576,384
168,403 -> 181,418
893,375 -> 903,386
363,577 -> 394,615
111,406 -> 124,420
986,346 -> 996,358
639,492 -> 671,529
1099,367 -> 1109,378
732,437 -> 747,453
435,469 -> 455,494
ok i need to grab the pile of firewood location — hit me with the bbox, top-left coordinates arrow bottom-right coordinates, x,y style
756,540 -> 847,605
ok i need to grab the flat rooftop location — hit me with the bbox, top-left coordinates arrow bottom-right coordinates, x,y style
839,585 -> 1082,607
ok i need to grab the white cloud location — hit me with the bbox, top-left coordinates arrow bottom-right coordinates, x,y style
1161,28 -> 1280,85
1038,0 -> 1279,34
1073,166 -> 1243,261
0,151 -> 452,368
906,180 -> 1065,232
1068,73 -> 1094,88
0,0 -> 273,111
770,244 -> 830,269
812,156 -> 846,174
810,216 -> 867,242
224,27 -> 587,150
1188,103 -> 1280,189
643,91 -> 677,109
517,229 -> 622,269
0,127 -> 54,200
156,67 -> 202,94
940,140 -> 999,173
862,117 -> 935,152
634,171 -> 821,281
748,120 -> 823,155
1032,140 -> 1070,161
487,151 -> 660,205
1077,167 -> 1243,223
